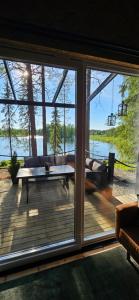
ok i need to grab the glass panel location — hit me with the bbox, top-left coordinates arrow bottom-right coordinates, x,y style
0,61 -> 72,103
0,60 -> 76,257
84,68 -> 138,240
57,70 -> 76,105
89,69 -> 110,93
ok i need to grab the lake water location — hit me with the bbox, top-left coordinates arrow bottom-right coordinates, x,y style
0,136 -> 119,161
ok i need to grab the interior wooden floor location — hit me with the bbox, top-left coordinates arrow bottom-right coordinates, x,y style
0,178 -> 134,257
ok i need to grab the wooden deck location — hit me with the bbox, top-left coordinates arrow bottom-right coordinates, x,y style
0,178 -> 131,257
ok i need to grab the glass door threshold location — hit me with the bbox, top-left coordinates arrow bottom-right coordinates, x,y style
84,230 -> 115,245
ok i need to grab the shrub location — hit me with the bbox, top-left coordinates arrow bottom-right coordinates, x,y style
8,151 -> 20,184
0,160 -> 7,167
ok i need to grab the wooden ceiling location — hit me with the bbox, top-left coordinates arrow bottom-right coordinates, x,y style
0,2 -> 139,63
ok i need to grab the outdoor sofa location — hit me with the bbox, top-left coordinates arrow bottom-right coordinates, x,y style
24,154 -> 108,191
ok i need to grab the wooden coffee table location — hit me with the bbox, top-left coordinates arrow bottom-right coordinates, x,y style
16,165 -> 75,203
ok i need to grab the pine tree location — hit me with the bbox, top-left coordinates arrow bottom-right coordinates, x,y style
50,107 -> 62,154
1,79 -> 16,157
15,62 -> 37,156
26,63 -> 37,156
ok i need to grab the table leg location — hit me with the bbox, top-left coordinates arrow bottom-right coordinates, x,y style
63,175 -> 70,198
63,176 -> 69,189
65,175 -> 69,190
26,178 -> 29,204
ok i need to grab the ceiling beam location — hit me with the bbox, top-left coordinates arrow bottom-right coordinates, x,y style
52,69 -> 68,103
3,60 -> 17,100
87,73 -> 117,103
0,98 -> 75,108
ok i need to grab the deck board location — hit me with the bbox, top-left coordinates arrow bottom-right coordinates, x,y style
0,178 -> 133,257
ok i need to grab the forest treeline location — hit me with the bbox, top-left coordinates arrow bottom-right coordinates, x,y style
90,128 -> 116,136
0,126 -> 112,138
0,124 -> 75,141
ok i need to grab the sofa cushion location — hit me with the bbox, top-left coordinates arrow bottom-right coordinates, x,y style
92,159 -> 106,172
43,155 -> 55,165
55,155 -> 66,165
66,154 -> 75,163
24,157 -> 42,168
24,155 -> 55,167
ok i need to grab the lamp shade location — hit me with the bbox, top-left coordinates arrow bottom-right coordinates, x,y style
118,101 -> 127,116
107,113 -> 116,126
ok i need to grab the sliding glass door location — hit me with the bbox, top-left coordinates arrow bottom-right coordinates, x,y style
84,67 -> 138,242
0,58 -> 79,268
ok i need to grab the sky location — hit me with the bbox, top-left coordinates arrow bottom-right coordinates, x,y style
0,61 -> 127,131
90,74 -> 124,130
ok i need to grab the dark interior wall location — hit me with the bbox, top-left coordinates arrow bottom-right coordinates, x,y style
0,2 -> 139,63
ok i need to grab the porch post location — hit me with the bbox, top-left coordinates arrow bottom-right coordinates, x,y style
75,64 -> 86,247
85,69 -> 91,155
108,152 -> 115,184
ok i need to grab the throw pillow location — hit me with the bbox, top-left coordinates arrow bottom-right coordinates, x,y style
44,155 -> 55,165
85,158 -> 93,169
92,160 -> 106,172
24,157 -> 41,168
